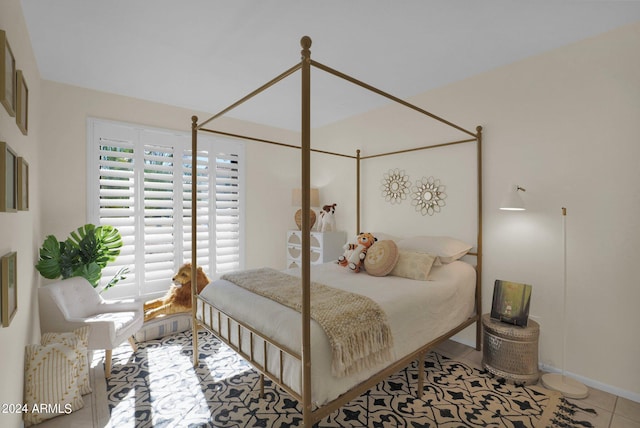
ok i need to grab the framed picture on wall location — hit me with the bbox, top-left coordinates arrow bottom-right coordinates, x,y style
15,70 -> 28,135
17,157 -> 28,211
1,251 -> 17,327
490,279 -> 532,327
0,30 -> 16,117
0,141 -> 18,212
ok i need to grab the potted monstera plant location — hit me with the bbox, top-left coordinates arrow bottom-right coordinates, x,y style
36,224 -> 128,292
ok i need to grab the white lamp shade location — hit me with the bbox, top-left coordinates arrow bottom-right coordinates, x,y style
292,188 -> 320,207
500,185 -> 526,211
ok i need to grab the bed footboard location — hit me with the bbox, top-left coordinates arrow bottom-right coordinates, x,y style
194,294 -> 304,402
193,293 -> 479,424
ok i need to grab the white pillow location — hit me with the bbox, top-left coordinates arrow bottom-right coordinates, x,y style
370,232 -> 400,242
23,343 -> 84,426
397,236 -> 472,264
42,327 -> 92,395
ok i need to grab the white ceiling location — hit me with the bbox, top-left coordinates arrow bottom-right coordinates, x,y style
21,0 -> 640,131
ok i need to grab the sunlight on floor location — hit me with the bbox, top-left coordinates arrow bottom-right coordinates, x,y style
108,388 -> 137,428
106,334 -> 255,426
150,343 -> 212,425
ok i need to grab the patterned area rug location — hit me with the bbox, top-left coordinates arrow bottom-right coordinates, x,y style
106,330 -> 595,427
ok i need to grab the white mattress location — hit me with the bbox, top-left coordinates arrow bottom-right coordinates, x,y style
198,261 -> 476,405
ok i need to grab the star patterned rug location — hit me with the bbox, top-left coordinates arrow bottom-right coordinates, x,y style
105,330 -> 596,427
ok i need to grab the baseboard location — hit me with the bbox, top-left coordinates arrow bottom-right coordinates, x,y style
452,332 -> 639,404
539,363 -> 640,404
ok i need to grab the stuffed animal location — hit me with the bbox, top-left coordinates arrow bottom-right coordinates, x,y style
143,263 -> 210,322
337,232 -> 377,273
318,203 -> 337,232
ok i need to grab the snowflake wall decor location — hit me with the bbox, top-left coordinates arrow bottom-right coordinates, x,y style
380,169 -> 411,204
411,176 -> 447,216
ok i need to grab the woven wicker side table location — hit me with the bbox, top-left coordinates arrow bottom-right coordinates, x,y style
482,313 -> 540,385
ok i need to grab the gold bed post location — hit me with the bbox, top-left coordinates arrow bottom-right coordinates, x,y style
356,149 -> 361,233
475,125 -> 483,351
300,36 -> 313,427
192,115 -> 200,366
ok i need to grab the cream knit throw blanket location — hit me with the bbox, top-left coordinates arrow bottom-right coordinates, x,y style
221,268 -> 394,378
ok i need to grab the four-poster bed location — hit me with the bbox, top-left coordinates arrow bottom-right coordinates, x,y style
190,36 -> 483,426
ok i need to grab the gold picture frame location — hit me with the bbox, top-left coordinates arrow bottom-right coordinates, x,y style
1,251 -> 17,327
15,70 -> 28,135
17,157 -> 28,211
0,141 -> 18,212
0,30 -> 16,117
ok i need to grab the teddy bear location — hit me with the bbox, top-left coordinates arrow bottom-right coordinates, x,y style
143,263 -> 210,322
337,232 -> 377,273
318,203 -> 337,232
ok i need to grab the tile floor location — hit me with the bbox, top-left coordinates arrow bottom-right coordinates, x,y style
38,340 -> 640,428
434,340 -> 640,428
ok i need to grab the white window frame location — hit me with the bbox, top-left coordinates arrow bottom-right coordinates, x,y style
87,118 -> 245,299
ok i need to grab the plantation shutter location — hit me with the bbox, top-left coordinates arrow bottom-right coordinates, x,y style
93,123 -> 138,291
182,149 -> 213,273
87,119 -> 244,299
142,141 -> 176,286
215,152 -> 241,273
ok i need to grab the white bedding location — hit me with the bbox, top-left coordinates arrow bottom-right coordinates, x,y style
198,261 -> 476,406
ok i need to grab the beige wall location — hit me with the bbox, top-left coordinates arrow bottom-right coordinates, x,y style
419,22 -> 640,399
314,22 -> 640,400
0,1 -> 42,427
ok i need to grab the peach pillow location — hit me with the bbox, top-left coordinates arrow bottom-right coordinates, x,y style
364,240 -> 399,277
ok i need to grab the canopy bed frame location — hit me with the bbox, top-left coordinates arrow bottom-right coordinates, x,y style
189,36 -> 483,426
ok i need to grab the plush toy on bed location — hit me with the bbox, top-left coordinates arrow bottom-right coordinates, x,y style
143,263 -> 210,322
337,232 -> 377,273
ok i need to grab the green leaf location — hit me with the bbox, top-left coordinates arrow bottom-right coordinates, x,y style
72,262 -> 102,288
36,223 -> 125,289
58,241 -> 80,279
101,266 -> 130,293
94,225 -> 122,265
35,235 -> 63,279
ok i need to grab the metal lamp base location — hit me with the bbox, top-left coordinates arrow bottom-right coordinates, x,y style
541,373 -> 589,399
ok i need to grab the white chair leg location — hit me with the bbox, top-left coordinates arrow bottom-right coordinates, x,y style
105,349 -> 112,378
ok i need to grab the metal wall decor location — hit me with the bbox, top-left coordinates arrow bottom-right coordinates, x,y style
380,168 -> 410,204
411,176 -> 447,216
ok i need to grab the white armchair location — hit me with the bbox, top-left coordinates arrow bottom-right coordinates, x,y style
38,277 -> 144,377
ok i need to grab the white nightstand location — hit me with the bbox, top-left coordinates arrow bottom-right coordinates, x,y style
286,230 -> 346,269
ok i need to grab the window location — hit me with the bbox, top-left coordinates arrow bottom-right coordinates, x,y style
87,118 -> 244,299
